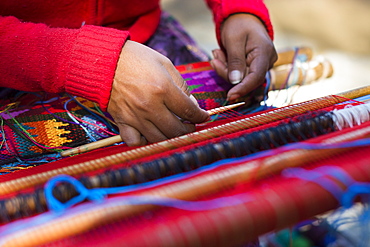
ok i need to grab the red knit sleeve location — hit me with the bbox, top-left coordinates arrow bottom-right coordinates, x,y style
0,16 -> 129,110
204,0 -> 274,46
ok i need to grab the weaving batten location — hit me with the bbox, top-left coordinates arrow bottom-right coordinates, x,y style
1,122 -> 370,246
0,111 -> 337,223
0,93 -> 354,196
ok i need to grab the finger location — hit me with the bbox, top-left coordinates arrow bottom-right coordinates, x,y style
117,123 -> 147,146
210,49 -> 228,80
124,105 -> 196,143
162,59 -> 191,96
163,82 -> 209,124
227,56 -> 269,101
165,68 -> 200,107
162,61 -> 209,122
210,58 -> 228,81
212,49 -> 227,64
224,37 -> 247,85
189,94 -> 199,106
121,116 -> 176,145
149,107 -> 197,139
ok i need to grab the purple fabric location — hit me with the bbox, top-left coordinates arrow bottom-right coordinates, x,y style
183,70 -> 232,93
145,12 -> 210,65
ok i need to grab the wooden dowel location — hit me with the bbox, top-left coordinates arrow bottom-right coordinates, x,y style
273,47 -> 313,67
269,58 -> 334,89
60,102 -> 245,157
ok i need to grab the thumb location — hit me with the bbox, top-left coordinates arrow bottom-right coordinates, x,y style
226,45 -> 247,85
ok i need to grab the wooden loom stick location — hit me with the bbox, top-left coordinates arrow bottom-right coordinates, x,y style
60,102 -> 245,157
2,122 -> 370,246
1,86 -> 370,196
273,47 -> 313,67
269,58 -> 334,89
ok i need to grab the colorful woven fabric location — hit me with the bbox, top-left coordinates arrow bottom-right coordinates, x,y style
179,62 -> 268,112
0,93 -> 116,172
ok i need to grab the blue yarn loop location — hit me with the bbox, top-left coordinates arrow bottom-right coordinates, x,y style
44,175 -> 257,213
45,175 -> 108,212
341,183 -> 370,209
45,167 -> 362,214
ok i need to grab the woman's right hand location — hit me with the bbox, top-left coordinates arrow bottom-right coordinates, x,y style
107,41 -> 210,146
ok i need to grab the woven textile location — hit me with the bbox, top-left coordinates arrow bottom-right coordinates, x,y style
179,62 -> 267,111
0,93 -> 115,172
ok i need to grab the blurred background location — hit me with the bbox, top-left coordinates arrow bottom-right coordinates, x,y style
162,0 -> 370,104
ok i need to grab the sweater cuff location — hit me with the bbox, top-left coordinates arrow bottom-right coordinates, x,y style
212,0 -> 274,48
65,25 -> 129,110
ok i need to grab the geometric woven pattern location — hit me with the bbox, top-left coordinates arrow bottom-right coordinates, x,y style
178,62 -> 267,111
0,93 -> 113,169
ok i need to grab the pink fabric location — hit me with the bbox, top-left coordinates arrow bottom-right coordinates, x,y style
0,0 -> 272,110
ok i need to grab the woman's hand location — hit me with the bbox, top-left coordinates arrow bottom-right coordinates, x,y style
107,41 -> 209,146
211,14 -> 277,101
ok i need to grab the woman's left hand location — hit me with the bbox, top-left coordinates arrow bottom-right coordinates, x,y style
211,13 -> 277,101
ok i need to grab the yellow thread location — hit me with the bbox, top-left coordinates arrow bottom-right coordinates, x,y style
0,102 -> 18,114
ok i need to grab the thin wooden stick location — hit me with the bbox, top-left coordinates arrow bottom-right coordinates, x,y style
273,47 -> 313,67
60,102 -> 245,157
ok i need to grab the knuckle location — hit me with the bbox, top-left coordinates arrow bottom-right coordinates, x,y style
135,101 -> 150,112
181,106 -> 208,125
172,124 -> 195,138
180,81 -> 190,95
149,82 -> 167,96
228,57 -> 244,67
182,107 -> 197,120
266,44 -> 278,64
125,139 -> 141,147
160,55 -> 172,65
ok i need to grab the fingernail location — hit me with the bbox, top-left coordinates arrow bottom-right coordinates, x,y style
190,95 -> 199,106
229,70 -> 242,85
227,94 -> 240,102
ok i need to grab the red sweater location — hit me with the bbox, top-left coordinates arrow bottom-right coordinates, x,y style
0,0 -> 273,110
